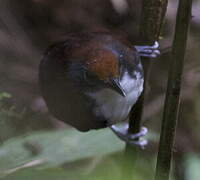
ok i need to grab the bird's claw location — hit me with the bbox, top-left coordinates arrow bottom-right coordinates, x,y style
134,41 -> 160,58
110,124 -> 148,149
127,127 -> 148,139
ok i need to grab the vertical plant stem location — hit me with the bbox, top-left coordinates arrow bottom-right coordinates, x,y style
126,0 -> 168,152
123,1 -> 167,178
155,0 -> 192,179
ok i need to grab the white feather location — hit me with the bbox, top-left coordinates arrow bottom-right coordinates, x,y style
86,71 -> 144,124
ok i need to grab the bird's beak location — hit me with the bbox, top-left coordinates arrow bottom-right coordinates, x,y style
109,78 -> 126,97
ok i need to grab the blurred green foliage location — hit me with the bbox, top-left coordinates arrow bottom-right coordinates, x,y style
185,154 -> 200,180
0,93 -> 11,101
0,128 -> 156,180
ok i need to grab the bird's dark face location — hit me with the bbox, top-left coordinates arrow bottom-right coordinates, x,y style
68,47 -> 127,97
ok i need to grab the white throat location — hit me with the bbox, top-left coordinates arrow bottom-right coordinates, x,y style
86,71 -> 144,124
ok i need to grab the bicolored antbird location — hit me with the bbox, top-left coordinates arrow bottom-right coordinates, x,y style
39,32 -> 159,147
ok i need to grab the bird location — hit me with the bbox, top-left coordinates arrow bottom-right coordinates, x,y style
39,31 -> 159,147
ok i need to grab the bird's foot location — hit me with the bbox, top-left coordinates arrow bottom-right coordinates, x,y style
110,124 -> 148,149
134,41 -> 160,58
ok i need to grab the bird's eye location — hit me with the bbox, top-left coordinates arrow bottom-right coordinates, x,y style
84,71 -> 98,85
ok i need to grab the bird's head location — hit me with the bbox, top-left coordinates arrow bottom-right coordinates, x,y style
68,44 -> 127,97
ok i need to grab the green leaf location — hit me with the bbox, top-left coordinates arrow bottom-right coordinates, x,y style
1,168 -> 82,180
1,153 -> 154,180
185,153 -> 200,180
0,92 -> 11,101
0,128 -> 124,177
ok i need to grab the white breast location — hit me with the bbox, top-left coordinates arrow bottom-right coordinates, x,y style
86,71 -> 144,124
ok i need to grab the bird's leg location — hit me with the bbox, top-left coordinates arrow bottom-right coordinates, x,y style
134,41 -> 160,58
110,123 -> 148,149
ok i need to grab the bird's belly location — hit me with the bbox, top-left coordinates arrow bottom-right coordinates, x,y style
87,87 -> 142,124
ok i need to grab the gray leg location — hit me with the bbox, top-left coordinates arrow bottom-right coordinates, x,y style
110,123 -> 148,149
134,41 -> 160,58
